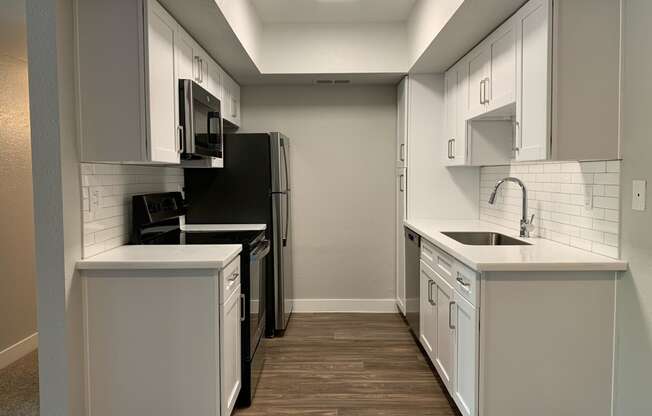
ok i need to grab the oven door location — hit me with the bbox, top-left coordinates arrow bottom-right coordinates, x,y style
179,79 -> 223,160
249,238 -> 270,354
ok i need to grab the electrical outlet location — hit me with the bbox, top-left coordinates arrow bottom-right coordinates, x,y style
632,180 -> 647,211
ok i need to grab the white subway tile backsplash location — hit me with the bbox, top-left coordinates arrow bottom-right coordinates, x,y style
80,163 -> 184,258
480,160 -> 621,258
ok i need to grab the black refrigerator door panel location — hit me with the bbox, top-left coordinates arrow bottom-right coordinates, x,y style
184,134 -> 273,225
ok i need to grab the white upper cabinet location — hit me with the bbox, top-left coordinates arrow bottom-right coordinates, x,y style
444,60 -> 469,166
486,22 -> 517,114
514,0 -> 551,161
77,0 -> 182,164
77,0 -> 240,164
222,73 -> 241,128
465,16 -> 516,120
175,29 -> 196,82
466,47 -> 490,119
146,1 -> 181,164
207,59 -> 224,101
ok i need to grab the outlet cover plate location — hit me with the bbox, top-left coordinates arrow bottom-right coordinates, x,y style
632,180 -> 647,211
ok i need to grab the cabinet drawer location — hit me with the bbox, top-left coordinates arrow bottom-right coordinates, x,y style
421,240 -> 455,285
454,261 -> 478,307
221,256 -> 241,304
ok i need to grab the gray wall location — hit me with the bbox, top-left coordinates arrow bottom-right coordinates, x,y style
0,0 -> 37,353
614,0 -> 652,414
241,85 -> 396,300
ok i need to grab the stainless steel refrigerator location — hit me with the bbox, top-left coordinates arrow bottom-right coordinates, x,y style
184,132 -> 293,336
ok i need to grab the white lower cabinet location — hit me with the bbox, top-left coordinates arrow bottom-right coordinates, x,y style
433,270 -> 455,390
221,287 -> 242,416
419,242 -> 477,415
452,292 -> 477,416
81,256 -> 242,416
419,261 -> 437,357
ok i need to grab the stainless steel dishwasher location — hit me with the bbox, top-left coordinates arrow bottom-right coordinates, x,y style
404,227 -> 421,336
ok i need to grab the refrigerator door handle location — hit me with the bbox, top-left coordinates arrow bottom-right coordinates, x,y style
283,192 -> 289,247
281,141 -> 290,192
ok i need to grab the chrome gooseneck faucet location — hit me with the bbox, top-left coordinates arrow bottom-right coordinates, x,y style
488,177 -> 535,237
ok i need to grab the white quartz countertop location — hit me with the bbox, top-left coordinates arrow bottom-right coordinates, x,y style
181,223 -> 267,232
76,244 -> 242,270
404,219 -> 628,272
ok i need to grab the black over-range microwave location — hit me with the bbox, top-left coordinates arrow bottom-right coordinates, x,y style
179,79 -> 223,162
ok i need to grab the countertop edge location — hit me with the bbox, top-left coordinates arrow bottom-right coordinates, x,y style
76,246 -> 243,271
405,219 -> 628,273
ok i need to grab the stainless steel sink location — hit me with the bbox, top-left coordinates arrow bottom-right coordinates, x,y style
442,231 -> 531,246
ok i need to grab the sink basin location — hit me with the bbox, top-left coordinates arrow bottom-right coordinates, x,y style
442,231 -> 531,246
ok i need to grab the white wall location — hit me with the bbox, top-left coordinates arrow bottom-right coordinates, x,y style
260,23 -> 407,74
614,0 -> 652,414
26,0 -> 84,414
0,0 -> 37,360
215,0 -> 262,63
406,0 -> 464,66
241,85 -> 396,306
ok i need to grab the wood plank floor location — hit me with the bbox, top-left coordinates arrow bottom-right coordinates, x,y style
235,313 -> 459,416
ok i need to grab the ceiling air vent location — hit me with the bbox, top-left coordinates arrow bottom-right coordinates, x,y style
314,79 -> 352,85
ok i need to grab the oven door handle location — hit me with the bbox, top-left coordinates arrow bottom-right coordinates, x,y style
250,240 -> 271,262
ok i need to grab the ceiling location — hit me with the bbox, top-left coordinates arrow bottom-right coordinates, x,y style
250,0 -> 417,24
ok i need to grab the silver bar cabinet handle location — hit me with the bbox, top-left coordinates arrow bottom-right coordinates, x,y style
428,280 -> 436,306
399,174 -> 405,192
449,301 -> 456,329
240,294 -> 245,322
480,79 -> 484,104
400,143 -> 405,161
456,272 -> 471,287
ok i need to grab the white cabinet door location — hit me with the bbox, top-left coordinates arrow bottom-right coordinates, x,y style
444,68 -> 458,164
396,76 -> 408,167
231,81 -> 241,127
452,291 -> 477,416
515,0 -> 551,161
207,59 -> 223,101
222,73 -> 241,127
419,261 -> 437,360
434,269 -> 455,390
396,167 -> 407,314
487,21 -> 516,112
146,0 -> 180,164
466,47 -> 489,119
221,287 -> 242,416
174,29 -> 196,82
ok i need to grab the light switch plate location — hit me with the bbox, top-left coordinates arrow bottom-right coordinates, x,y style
632,180 -> 646,211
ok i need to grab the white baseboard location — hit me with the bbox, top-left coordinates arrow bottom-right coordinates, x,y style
292,298 -> 398,313
0,332 -> 38,370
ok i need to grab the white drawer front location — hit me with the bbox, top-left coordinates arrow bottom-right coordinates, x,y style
454,261 -> 478,307
421,239 -> 455,286
221,256 -> 241,304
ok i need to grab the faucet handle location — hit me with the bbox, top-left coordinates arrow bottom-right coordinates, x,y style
524,214 -> 536,233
